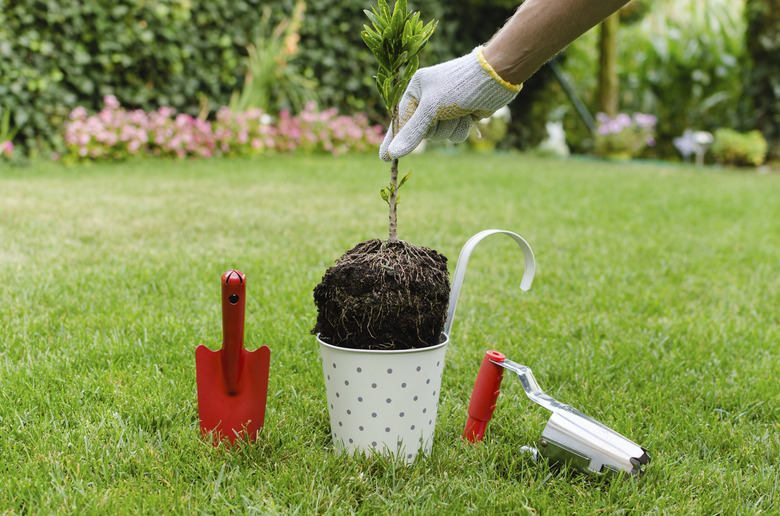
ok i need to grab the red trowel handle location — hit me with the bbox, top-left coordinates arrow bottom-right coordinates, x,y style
221,270 -> 246,395
462,350 -> 506,442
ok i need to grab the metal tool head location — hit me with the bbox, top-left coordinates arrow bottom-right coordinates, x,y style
492,357 -> 650,477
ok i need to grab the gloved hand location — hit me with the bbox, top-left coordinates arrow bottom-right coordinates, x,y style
380,46 -> 522,162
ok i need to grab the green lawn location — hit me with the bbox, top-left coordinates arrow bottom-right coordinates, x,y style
1,153 -> 778,514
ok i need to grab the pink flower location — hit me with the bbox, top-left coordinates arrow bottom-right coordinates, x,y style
62,100 -> 384,161
70,106 -> 88,121
101,131 -> 118,146
175,113 -> 191,128
128,110 -> 147,126
158,106 -> 176,118
1,140 -> 13,158
98,109 -> 114,125
104,95 -> 120,110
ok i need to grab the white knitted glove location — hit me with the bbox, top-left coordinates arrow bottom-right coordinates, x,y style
380,46 -> 522,162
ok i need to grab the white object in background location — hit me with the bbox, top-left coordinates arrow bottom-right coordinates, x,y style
538,121 -> 570,157
673,129 -> 713,166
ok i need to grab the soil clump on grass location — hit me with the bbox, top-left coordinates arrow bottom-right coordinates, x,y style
312,239 -> 450,350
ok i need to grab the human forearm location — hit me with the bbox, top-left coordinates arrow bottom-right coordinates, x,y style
483,0 -> 630,85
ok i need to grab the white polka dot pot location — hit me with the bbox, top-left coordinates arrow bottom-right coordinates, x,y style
318,334 -> 448,464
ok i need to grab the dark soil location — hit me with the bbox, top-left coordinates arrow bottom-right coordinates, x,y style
312,239 -> 450,350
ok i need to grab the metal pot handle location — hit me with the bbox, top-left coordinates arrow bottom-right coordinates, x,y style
444,229 -> 536,337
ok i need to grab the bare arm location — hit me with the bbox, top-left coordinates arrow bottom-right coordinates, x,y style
483,0 -> 630,85
380,0 -> 631,160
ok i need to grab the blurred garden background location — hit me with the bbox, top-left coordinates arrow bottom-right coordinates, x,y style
1,0 -> 778,168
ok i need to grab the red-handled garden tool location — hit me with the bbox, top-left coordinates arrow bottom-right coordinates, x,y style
196,270 -> 270,444
463,350 -> 651,478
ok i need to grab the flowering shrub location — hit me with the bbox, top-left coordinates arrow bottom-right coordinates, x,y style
594,112 -> 657,159
63,96 -> 384,162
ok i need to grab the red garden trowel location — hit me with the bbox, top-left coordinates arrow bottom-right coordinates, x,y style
196,270 -> 270,444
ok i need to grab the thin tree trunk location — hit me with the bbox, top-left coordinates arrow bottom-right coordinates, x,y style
387,107 -> 400,243
388,157 -> 399,242
598,12 -> 620,117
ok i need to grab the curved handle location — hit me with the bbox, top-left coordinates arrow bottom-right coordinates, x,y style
221,270 -> 246,395
444,229 -> 536,337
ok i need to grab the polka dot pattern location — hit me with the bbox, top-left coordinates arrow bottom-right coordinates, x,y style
318,335 -> 449,464
434,104 -> 470,121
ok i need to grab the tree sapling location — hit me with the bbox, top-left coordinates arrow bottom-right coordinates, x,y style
312,0 -> 450,350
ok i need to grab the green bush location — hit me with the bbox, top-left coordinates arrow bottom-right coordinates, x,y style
711,128 -> 768,167
745,0 -> 780,159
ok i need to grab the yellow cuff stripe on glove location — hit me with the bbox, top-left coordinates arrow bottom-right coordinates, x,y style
475,46 -> 524,93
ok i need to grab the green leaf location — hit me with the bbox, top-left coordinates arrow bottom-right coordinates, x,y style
378,0 -> 391,20
403,13 -> 422,47
390,51 -> 408,72
392,0 -> 408,21
382,76 -> 395,106
362,29 -> 382,56
360,25 -> 382,48
402,55 -> 419,82
408,12 -> 420,31
421,19 -> 437,41
375,80 -> 386,106
398,170 -> 412,189
364,9 -> 386,31
374,42 -> 392,71
362,24 -> 381,42
402,23 -> 414,49
390,0 -> 407,37
382,32 -> 393,54
377,68 -> 391,88
389,82 -> 405,109
372,6 -> 388,24
405,38 -> 421,58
